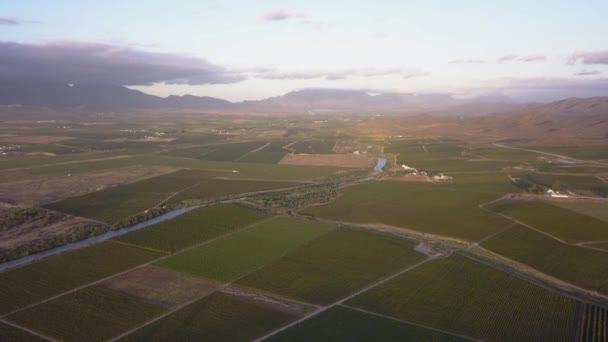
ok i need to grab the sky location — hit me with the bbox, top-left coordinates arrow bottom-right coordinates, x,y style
1,0 -> 608,101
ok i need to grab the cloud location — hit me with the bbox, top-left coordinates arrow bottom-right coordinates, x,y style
574,70 -> 602,76
260,9 -> 307,22
0,17 -> 21,25
568,50 -> 608,65
0,40 -> 244,86
450,59 -> 485,64
244,67 -> 429,80
497,54 -> 546,63
498,54 -> 518,62
517,54 -> 546,62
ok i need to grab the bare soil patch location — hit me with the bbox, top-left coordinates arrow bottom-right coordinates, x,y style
100,265 -> 218,308
0,135 -> 73,144
221,286 -> 316,316
279,153 -> 375,168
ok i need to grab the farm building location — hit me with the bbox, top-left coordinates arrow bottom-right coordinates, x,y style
546,189 -> 569,198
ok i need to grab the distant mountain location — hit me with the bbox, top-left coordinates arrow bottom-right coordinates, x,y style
0,81 -> 231,112
238,89 -> 460,113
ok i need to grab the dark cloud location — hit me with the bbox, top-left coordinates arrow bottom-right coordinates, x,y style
0,41 -> 244,85
575,70 -> 602,76
260,9 -> 307,22
0,17 -> 21,25
568,50 -> 608,65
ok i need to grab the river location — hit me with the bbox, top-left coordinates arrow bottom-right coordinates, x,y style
374,157 -> 387,172
0,205 -> 202,272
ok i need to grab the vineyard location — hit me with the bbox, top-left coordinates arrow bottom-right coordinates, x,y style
579,304 -> 608,342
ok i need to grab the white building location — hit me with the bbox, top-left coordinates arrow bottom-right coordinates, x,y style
546,189 -> 569,198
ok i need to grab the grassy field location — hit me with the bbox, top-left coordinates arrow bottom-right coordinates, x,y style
267,305 -> 467,342
200,141 -> 266,161
347,254 -> 578,341
237,229 -> 424,305
531,145 -> 608,160
155,217 -> 334,282
169,179 -> 303,205
120,291 -> 298,341
114,204 -> 269,253
44,188 -> 169,223
488,200 -> 608,242
481,225 -> 608,294
7,286 -> 165,342
0,242 -> 164,315
0,322 -> 46,342
305,177 -> 514,241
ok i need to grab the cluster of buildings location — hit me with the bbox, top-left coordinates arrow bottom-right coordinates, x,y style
400,164 -> 453,181
546,189 -> 569,198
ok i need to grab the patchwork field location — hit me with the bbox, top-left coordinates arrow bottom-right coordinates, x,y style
523,173 -> 608,195
488,200 -> 608,242
169,179 -> 304,205
0,242 -> 163,315
114,204 -> 269,253
237,229 -> 424,305
290,140 -> 336,154
200,141 -> 266,161
347,254 -> 579,341
481,225 -> 608,294
305,179 -> 514,241
267,305 -> 467,342
119,291 -> 299,341
155,217 -> 334,282
44,188 -> 169,223
7,286 -> 165,342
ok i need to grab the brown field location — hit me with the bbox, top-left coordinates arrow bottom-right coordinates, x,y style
100,265 -> 218,308
279,153 -> 375,168
0,166 -> 176,206
0,135 -> 73,144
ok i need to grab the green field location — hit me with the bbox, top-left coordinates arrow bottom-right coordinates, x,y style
560,202 -> 608,226
155,217 -> 334,281
305,178 -> 514,241
523,173 -> 608,195
239,151 -> 287,164
291,140 -> 336,154
115,169 -> 224,193
481,225 -> 608,294
200,141 -> 266,161
0,242 -> 163,315
532,145 -> 608,160
120,292 -> 298,341
114,204 -> 269,253
347,254 -> 578,341
267,305 -> 466,342
489,200 -> 608,242
169,179 -> 303,205
44,188 -> 169,223
238,229 -> 424,305
0,322 -> 46,342
7,286 -> 165,342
